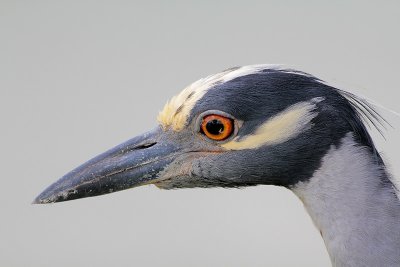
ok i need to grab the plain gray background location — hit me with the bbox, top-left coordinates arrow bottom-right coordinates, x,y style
1,1 -> 399,266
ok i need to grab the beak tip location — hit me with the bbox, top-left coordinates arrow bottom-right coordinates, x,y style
31,198 -> 43,205
32,187 -> 67,204
32,193 -> 53,204
33,183 -> 88,204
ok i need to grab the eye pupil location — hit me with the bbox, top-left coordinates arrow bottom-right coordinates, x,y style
206,119 -> 225,135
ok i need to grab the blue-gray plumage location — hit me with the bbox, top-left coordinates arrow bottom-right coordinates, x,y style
34,65 -> 400,267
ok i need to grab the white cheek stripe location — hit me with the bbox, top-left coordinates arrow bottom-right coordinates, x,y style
222,97 -> 324,150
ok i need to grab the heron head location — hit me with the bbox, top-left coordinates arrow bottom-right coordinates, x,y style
34,65 -> 377,203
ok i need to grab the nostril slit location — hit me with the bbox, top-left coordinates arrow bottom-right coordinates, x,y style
136,142 -> 157,150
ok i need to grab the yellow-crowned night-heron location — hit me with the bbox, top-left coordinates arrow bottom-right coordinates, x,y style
34,65 -> 400,267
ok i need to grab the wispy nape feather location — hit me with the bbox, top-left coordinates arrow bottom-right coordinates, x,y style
336,88 -> 390,138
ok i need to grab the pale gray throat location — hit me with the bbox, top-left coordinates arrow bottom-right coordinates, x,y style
291,134 -> 400,267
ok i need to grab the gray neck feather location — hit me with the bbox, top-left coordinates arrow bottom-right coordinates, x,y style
292,134 -> 400,267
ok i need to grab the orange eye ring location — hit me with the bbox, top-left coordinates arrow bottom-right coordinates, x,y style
201,114 -> 234,141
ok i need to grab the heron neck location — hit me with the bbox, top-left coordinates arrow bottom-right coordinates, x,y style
291,134 -> 400,267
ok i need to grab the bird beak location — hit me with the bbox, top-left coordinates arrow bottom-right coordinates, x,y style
33,127 -> 179,204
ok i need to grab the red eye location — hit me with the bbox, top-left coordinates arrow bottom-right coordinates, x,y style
201,114 -> 234,141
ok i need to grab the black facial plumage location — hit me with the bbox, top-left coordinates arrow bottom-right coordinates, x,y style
188,69 -> 386,187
